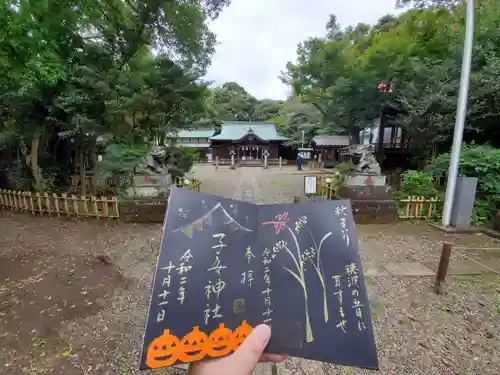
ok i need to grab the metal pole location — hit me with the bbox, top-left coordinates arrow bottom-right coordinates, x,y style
441,0 -> 474,227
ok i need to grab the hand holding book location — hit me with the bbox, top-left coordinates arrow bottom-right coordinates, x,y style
188,324 -> 287,375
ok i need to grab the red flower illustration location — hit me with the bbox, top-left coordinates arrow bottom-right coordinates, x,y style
262,212 -> 290,234
274,212 -> 290,234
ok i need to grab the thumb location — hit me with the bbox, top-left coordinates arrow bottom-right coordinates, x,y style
229,324 -> 271,373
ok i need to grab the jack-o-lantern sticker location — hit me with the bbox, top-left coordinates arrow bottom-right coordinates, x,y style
178,326 -> 209,362
146,329 -> 181,368
206,323 -> 234,357
232,320 -> 253,350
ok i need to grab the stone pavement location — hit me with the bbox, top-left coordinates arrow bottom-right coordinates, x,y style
192,165 -> 307,204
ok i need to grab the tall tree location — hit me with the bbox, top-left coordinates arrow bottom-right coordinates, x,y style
208,82 -> 284,122
285,0 -> 500,157
285,28 -> 390,144
0,0 -> 230,191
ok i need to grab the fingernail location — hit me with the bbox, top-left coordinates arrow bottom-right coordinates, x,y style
253,324 -> 271,345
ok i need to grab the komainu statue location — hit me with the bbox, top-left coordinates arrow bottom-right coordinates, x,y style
136,146 -> 167,174
347,145 -> 381,175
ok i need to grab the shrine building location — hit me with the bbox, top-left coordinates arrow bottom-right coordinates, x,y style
210,122 -> 288,166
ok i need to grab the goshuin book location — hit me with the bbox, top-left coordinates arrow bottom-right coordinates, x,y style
139,188 -> 378,370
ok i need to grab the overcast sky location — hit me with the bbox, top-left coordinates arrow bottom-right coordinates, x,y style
204,0 -> 400,100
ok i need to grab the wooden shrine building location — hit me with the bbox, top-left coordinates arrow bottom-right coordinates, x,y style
375,102 -> 411,170
169,128 -> 216,162
210,122 -> 288,166
310,135 -> 350,168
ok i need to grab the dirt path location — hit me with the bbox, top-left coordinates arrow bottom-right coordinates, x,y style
0,212 -> 168,375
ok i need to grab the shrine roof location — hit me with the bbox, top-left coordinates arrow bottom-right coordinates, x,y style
172,129 -> 216,138
311,135 -> 350,147
210,121 -> 288,141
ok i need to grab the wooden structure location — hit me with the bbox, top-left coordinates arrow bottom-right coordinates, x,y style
310,135 -> 350,168
0,179 -> 201,221
375,103 -> 411,170
168,129 -> 216,162
0,189 -> 120,219
210,122 -> 288,166
398,196 -> 441,219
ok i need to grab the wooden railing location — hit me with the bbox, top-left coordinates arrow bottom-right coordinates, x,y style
315,184 -> 336,200
306,183 -> 442,220
0,189 -> 120,219
398,196 -> 442,219
212,158 -> 288,166
174,178 -> 201,192
313,175 -> 341,200
0,178 -> 202,219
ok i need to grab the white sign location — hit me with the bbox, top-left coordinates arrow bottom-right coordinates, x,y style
304,176 -> 317,195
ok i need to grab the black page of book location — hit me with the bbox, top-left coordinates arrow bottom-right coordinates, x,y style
139,188 -> 378,370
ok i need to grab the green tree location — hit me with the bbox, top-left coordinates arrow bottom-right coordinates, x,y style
0,0 -> 230,192
285,29 -> 390,144
208,82 -> 284,122
268,95 -> 323,144
285,0 -> 500,158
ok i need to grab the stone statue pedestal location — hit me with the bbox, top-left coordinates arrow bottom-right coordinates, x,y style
126,173 -> 171,198
337,173 -> 397,224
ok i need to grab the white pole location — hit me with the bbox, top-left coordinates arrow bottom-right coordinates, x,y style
301,130 -> 305,149
442,0 -> 475,227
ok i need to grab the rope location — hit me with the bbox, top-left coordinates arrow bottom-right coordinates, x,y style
453,247 -> 500,276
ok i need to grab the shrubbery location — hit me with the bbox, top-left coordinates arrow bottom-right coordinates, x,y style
430,143 -> 500,225
394,170 -> 438,199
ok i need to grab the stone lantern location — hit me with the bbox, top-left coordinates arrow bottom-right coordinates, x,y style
263,149 -> 270,169
229,147 -> 236,169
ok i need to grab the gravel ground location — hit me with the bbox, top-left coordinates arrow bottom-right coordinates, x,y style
1,166 -> 500,375
358,221 -> 500,264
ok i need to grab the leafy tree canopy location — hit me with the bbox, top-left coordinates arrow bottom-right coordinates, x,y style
0,0 -> 230,192
283,0 -> 500,156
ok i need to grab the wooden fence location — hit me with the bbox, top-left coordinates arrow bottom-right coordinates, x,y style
311,178 -> 442,219
314,175 -> 341,200
0,178 -> 202,219
398,196 -> 442,219
174,177 -> 201,192
0,189 -> 120,219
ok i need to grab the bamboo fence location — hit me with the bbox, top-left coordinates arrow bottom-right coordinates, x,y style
0,177 -> 201,220
398,196 -> 442,219
174,178 -> 201,192
312,177 -> 442,219
0,189 -> 120,218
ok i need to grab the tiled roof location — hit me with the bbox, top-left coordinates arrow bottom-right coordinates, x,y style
210,121 -> 288,141
177,143 -> 211,148
171,129 -> 216,138
312,135 -> 350,147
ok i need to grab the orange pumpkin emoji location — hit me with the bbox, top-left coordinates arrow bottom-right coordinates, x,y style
206,323 -> 234,357
146,329 -> 181,368
232,320 -> 253,350
178,326 -> 208,362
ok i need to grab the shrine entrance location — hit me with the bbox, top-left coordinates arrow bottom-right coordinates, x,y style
211,126 -> 284,166
238,145 -> 262,163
